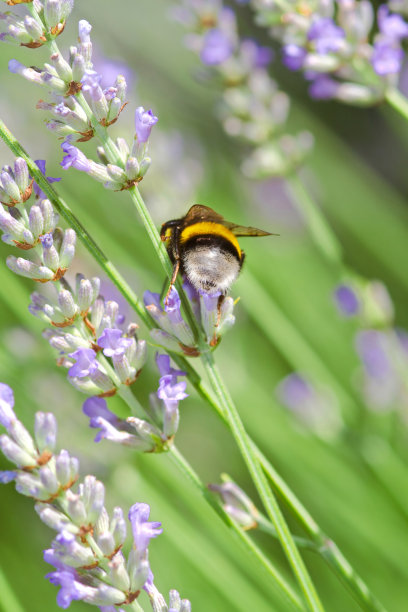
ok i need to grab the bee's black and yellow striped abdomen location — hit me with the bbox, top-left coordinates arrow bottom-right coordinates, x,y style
179,221 -> 242,261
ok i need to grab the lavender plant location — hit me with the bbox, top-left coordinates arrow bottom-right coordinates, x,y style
172,0 -> 313,178
0,1 -> 393,611
241,0 -> 408,110
0,382 -> 191,612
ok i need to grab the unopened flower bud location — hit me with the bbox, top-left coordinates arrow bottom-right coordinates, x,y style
34,412 -> 57,453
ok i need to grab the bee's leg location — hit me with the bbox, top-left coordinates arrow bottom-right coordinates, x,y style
210,294 -> 225,346
164,259 -> 180,306
164,225 -> 181,306
160,219 -> 180,241
216,294 -> 225,328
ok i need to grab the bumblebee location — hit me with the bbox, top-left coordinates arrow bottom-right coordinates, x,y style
160,204 -> 272,298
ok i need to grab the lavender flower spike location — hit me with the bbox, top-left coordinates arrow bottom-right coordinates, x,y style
1,387 -> 188,608
134,107 -> 158,143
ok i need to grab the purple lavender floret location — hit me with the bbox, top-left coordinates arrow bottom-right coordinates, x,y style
278,373 -> 312,408
60,140 -> 92,172
0,470 -> 17,483
68,348 -> 99,378
155,353 -> 186,382
32,159 -> 61,198
377,6 -> 408,40
97,328 -> 132,358
309,75 -> 339,100
282,45 -> 307,71
128,502 -> 163,552
308,18 -> 345,54
40,232 -> 54,249
333,284 -> 360,316
355,330 -> 391,378
372,41 -> 404,75
134,107 -> 158,143
83,396 -> 119,426
46,564 -> 91,609
157,377 -> 188,408
164,286 -> 184,324
201,28 -> 233,65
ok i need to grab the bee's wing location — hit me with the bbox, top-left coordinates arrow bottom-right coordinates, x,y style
185,205 -> 277,236
222,222 -> 276,237
184,204 -> 225,223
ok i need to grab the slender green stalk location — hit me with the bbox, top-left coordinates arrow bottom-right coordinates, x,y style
169,447 -> 304,611
385,88 -> 408,122
255,511 -> 386,612
287,174 -> 343,266
200,351 -> 324,612
256,515 -> 317,552
127,600 -> 145,612
0,566 -> 25,612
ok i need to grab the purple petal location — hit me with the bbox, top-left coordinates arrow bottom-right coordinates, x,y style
0,470 -> 17,483
128,502 -> 163,552
83,396 -> 118,425
134,107 -> 158,143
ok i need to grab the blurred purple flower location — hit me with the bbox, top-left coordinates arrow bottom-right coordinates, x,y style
372,41 -> 404,75
309,75 -> 339,100
333,284 -> 360,316
278,373 -> 313,408
282,44 -> 307,71
200,28 -> 233,65
0,470 -> 17,483
378,6 -> 408,40
355,330 -> 391,378
308,18 -> 345,54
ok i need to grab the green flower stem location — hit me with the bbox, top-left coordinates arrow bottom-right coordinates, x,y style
256,515 -> 318,552
287,173 -> 343,267
0,566 -> 25,612
169,447 -> 304,611
200,350 -> 324,612
256,512 -> 386,612
385,88 -> 408,122
127,602 -> 144,612
0,121 -> 383,612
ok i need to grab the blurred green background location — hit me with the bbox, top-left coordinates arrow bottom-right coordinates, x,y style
1,1 -> 408,611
